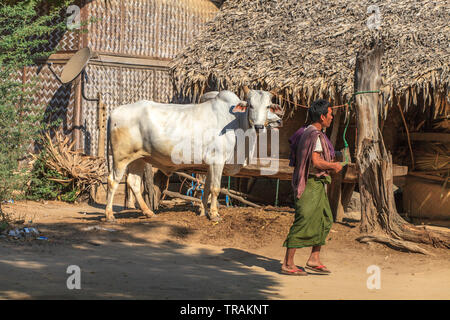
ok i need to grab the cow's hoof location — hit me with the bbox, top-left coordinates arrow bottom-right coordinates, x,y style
106,216 -> 116,223
210,215 -> 222,222
105,210 -> 116,223
143,210 -> 156,218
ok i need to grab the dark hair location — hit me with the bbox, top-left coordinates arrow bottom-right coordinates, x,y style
308,99 -> 330,123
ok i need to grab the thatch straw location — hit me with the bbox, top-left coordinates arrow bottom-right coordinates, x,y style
171,0 -> 449,118
39,131 -> 107,192
415,142 -> 450,172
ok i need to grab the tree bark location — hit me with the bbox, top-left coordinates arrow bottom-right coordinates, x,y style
143,165 -> 169,212
143,163 -> 155,211
354,44 -> 449,254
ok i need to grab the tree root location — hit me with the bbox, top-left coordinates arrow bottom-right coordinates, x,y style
356,234 -> 433,255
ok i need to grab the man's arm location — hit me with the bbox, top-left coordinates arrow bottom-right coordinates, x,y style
311,152 -> 343,173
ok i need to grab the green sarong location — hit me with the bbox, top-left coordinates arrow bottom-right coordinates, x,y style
283,175 -> 333,248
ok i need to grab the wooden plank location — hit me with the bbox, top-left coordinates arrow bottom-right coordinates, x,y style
91,54 -> 171,69
39,52 -> 172,69
234,158 -> 293,180
408,172 -> 447,182
163,190 -> 202,203
393,165 -> 408,177
174,159 -> 404,181
408,132 -> 450,142
330,108 -> 341,146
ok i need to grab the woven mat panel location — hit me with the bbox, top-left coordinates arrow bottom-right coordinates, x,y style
81,64 -> 174,156
153,69 -> 174,103
82,64 -> 122,156
86,0 -> 217,58
86,0 -> 123,55
23,64 -> 75,134
120,68 -> 155,104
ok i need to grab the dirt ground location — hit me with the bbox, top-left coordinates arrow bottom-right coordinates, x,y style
0,199 -> 449,300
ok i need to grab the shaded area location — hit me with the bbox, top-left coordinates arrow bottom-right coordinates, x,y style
0,220 -> 281,299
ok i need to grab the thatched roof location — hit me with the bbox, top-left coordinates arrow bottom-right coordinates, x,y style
171,0 -> 449,118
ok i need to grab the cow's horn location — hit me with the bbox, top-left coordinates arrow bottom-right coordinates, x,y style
270,88 -> 279,95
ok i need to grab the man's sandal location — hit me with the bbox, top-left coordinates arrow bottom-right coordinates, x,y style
281,268 -> 308,276
305,264 -> 331,274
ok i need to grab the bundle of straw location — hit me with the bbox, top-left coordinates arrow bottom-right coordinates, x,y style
414,142 -> 450,173
39,131 -> 107,192
432,119 -> 450,133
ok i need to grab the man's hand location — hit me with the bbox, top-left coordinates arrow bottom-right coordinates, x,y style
312,152 -> 343,173
332,162 -> 343,173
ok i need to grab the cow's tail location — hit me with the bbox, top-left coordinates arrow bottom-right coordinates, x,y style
106,116 -> 112,178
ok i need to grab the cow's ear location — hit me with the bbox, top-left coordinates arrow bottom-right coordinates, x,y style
232,101 -> 248,113
270,104 -> 284,116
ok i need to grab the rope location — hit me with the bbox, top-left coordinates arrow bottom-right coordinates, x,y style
226,176 -> 232,207
273,90 -> 380,163
271,93 -> 348,110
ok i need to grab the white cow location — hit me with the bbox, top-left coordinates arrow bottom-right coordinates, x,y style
105,89 -> 282,222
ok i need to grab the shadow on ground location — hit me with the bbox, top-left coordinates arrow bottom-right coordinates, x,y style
0,218 -> 282,299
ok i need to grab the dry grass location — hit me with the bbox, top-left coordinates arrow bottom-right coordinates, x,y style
37,131 -> 107,193
415,142 -> 450,172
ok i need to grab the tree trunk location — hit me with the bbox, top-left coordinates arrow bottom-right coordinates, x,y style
144,167 -> 169,211
354,44 -> 449,254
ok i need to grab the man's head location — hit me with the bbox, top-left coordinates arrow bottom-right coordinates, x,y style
308,99 -> 333,128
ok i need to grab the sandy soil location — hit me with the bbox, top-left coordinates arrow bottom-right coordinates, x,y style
0,199 -> 449,300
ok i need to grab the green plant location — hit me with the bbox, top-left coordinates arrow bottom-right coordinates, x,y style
25,149 -> 79,202
0,0 -> 71,219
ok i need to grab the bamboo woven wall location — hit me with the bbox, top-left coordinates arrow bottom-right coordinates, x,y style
20,64 -> 76,135
86,0 -> 218,59
82,64 -> 174,156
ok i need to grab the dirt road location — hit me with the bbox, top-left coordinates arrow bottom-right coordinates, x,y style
1,200 -> 449,299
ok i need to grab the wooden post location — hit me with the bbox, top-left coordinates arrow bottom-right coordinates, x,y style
328,107 -> 345,222
92,92 -> 108,203
329,107 -> 341,146
73,75 -> 82,151
146,168 -> 169,211
97,92 -> 107,158
353,44 -> 449,253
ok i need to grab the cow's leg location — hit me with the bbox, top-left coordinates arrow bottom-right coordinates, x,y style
125,171 -> 136,209
105,163 -> 127,222
127,159 -> 155,218
200,170 -> 212,217
208,163 -> 224,222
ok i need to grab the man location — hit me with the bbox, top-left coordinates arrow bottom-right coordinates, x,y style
282,99 -> 343,276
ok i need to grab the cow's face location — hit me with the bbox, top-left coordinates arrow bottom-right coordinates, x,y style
267,109 -> 283,129
232,90 -> 283,131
